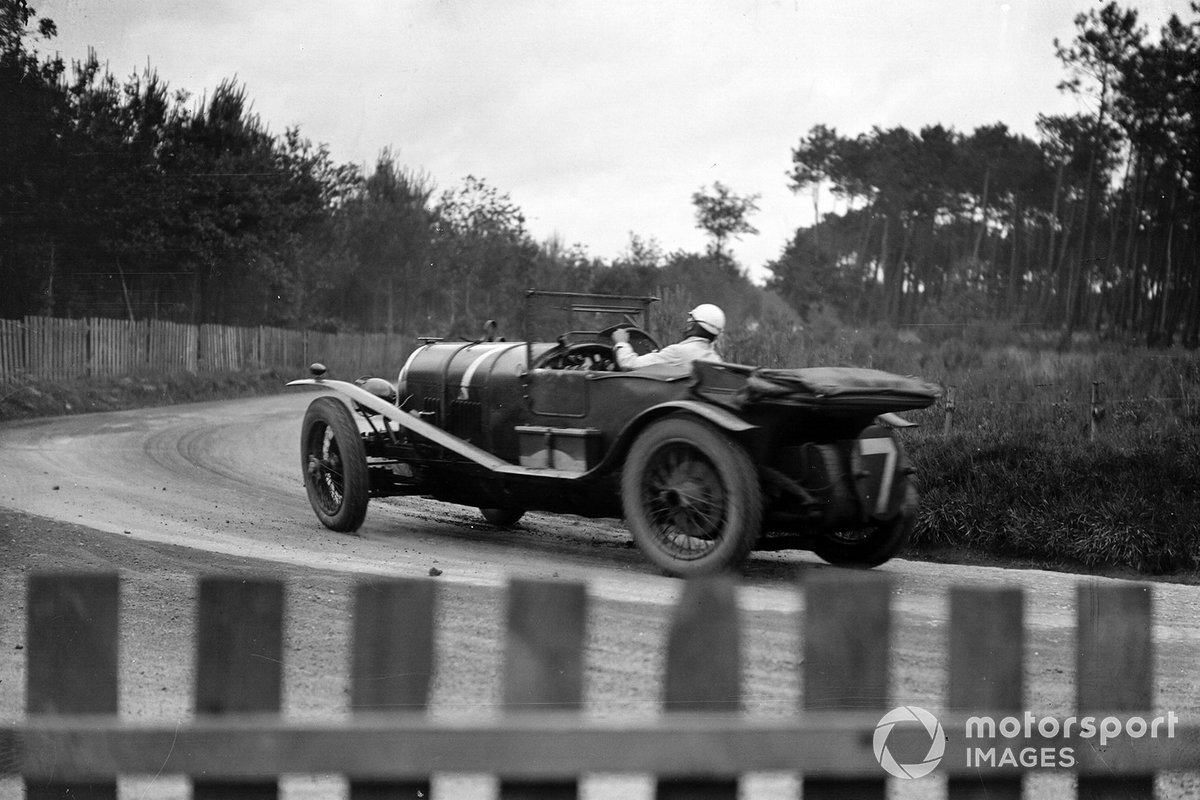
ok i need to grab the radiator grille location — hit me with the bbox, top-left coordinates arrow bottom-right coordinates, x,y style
448,399 -> 482,442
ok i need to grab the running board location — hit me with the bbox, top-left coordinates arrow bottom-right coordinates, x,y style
289,378 -> 586,481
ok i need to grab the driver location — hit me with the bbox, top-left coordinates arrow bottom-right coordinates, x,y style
611,303 -> 725,369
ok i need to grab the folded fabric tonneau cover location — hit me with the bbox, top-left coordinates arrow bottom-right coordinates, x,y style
691,362 -> 940,414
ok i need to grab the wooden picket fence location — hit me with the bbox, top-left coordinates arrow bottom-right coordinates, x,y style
0,316 -> 412,384
2,571 -> 1196,798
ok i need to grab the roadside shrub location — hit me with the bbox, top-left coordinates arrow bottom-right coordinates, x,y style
908,430 -> 1200,574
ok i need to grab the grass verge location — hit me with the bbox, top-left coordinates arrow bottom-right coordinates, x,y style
0,368 -> 296,422
906,428 -> 1200,577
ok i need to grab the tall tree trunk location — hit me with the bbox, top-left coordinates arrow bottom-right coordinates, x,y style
1040,163 -> 1065,323
811,181 -> 821,248
874,214 -> 890,321
1045,193 -> 1079,326
1120,150 -> 1145,334
914,214 -> 937,321
1060,181 -> 1095,348
1006,204 -> 1023,316
1155,187 -> 1178,345
853,211 -> 876,319
1183,262 -> 1200,348
1060,72 -> 1111,348
1186,195 -> 1200,348
972,167 -> 991,263
892,219 -> 915,323
854,211 -> 875,281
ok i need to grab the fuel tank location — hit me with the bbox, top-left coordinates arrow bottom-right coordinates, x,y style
396,340 -> 553,458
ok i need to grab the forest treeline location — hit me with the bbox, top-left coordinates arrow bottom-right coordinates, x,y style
778,3 -> 1200,347
2,1 -> 1197,346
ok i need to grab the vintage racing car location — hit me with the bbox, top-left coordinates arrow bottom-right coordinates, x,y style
289,291 -> 939,575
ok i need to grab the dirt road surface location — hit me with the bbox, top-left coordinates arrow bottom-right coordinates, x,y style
1,390 -> 1197,798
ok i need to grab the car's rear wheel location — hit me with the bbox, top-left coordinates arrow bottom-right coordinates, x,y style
479,507 -> 525,527
813,485 -> 917,567
301,396 -> 369,532
621,416 -> 762,576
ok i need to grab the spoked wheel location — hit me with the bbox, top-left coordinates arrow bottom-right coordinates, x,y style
301,396 -> 369,532
814,485 -> 918,567
622,416 -> 762,576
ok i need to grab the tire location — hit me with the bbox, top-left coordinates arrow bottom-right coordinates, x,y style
813,485 -> 917,567
621,416 -> 763,576
480,507 -> 525,527
301,396 -> 369,532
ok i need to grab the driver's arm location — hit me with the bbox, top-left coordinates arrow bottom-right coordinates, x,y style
613,340 -> 675,369
612,328 -> 672,369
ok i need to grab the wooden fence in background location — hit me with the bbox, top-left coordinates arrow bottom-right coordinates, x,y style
0,316 -> 413,384
2,571 -> 1196,798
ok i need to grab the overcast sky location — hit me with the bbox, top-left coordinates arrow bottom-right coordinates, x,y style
34,0 -> 1194,283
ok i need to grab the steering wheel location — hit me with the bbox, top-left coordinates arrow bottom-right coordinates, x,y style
598,324 -> 660,355
546,342 -> 618,371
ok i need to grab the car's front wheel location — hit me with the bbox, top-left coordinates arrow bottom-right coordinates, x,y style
301,396 -> 369,532
621,416 -> 762,576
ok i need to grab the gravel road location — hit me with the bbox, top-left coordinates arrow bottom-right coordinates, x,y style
1,390 -> 1196,799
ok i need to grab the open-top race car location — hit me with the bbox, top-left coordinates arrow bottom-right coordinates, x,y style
289,291 -> 939,576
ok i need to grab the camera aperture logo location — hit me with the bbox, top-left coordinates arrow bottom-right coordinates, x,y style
873,705 -> 946,779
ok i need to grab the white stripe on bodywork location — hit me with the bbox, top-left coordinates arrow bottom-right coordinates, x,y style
458,345 -> 508,399
397,344 -> 430,395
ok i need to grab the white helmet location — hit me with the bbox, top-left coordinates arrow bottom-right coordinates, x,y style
689,303 -> 726,335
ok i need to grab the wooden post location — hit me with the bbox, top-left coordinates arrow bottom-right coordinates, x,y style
349,578 -> 436,800
1089,381 -> 1103,442
26,573 -> 120,800
501,579 -> 587,800
803,572 -> 891,800
947,587 -> 1024,800
657,577 -> 741,800
1076,583 -> 1153,800
194,577 -> 285,800
942,384 -> 957,435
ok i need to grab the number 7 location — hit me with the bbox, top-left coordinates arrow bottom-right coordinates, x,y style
858,436 -> 898,516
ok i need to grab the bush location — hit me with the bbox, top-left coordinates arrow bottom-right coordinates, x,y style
908,430 -> 1200,574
